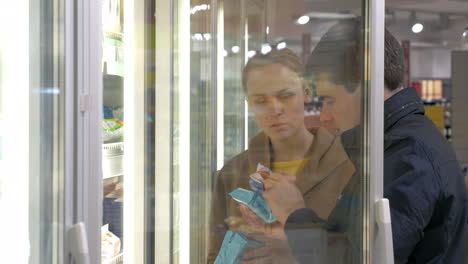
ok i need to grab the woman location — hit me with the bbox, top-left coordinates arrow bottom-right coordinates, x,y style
207,48 -> 354,263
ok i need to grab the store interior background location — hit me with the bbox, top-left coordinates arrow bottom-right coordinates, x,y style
386,0 -> 468,261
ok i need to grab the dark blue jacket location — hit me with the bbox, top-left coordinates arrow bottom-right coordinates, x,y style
284,87 -> 466,263
384,87 -> 466,263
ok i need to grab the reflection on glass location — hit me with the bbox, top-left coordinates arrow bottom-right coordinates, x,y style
208,46 -> 358,263
172,0 -> 368,263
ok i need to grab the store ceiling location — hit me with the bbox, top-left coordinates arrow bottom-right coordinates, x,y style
217,0 -> 468,52
298,0 -> 468,49
386,0 -> 468,49
387,0 -> 468,14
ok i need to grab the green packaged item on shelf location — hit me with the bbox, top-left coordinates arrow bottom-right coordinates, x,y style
103,119 -> 123,131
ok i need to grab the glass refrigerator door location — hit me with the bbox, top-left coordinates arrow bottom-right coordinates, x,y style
95,0 -> 386,263
99,0 -> 156,263
0,0 -> 68,263
158,0 -> 385,264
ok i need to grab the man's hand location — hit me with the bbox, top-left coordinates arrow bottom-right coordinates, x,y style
263,173 -> 306,225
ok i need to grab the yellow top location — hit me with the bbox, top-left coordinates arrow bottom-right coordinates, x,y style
271,157 -> 312,176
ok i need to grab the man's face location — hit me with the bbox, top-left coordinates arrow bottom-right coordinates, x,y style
316,73 -> 361,133
246,64 -> 311,142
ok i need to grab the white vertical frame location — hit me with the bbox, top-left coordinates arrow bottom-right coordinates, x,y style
155,0 -> 174,262
64,0 -> 76,262
52,0 -> 67,262
75,0 -> 103,262
177,0 -> 192,262
123,0 -> 146,263
0,1 -> 31,262
367,0 -> 386,262
28,0 -> 42,262
241,0 -> 249,150
216,1 -> 225,170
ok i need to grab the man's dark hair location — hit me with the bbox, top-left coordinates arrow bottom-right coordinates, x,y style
305,19 -> 363,93
384,29 -> 404,91
305,18 -> 404,92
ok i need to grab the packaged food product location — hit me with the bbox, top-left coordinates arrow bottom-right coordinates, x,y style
101,224 -> 121,260
229,188 -> 276,223
102,119 -> 124,143
249,163 -> 271,193
214,230 -> 264,264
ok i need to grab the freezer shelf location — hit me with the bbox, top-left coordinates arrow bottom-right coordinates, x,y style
103,253 -> 123,264
102,142 -> 124,179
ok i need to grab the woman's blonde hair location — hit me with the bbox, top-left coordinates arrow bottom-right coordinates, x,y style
242,48 -> 305,93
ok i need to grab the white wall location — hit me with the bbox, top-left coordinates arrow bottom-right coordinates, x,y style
451,50 -> 468,167
410,48 -> 452,79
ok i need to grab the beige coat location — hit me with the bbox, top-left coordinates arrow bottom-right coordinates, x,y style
207,127 -> 355,263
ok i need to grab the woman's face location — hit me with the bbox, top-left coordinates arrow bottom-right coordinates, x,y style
246,63 -> 311,142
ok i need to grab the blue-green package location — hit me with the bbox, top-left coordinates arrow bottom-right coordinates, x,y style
214,231 -> 264,264
228,188 -> 276,223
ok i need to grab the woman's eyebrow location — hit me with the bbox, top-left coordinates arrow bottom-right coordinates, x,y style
249,88 -> 296,97
275,88 -> 295,94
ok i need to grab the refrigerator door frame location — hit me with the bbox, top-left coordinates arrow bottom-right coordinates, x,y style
122,0 -> 147,263
73,0 -> 150,262
74,0 -> 104,263
367,0 -> 387,262
154,0 -> 175,263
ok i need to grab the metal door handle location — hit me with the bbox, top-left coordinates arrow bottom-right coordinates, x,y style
376,198 -> 395,264
67,222 -> 90,264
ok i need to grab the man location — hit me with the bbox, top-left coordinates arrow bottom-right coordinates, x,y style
262,19 -> 467,263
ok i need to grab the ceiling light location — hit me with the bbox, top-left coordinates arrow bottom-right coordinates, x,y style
277,42 -> 287,50
231,46 -> 240,54
409,11 -> 423,34
261,44 -> 272,54
193,33 -> 203,40
412,23 -> 424,34
223,50 -> 228,57
203,33 -> 211,40
247,50 -> 256,58
297,16 -> 310,25
190,4 -> 210,15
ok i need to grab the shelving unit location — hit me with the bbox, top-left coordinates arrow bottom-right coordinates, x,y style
102,142 -> 124,179
102,0 -> 124,262
103,253 -> 123,264
412,79 -> 452,141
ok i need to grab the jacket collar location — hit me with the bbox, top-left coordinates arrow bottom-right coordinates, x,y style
384,87 -> 425,132
340,125 -> 362,170
247,127 -> 349,195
